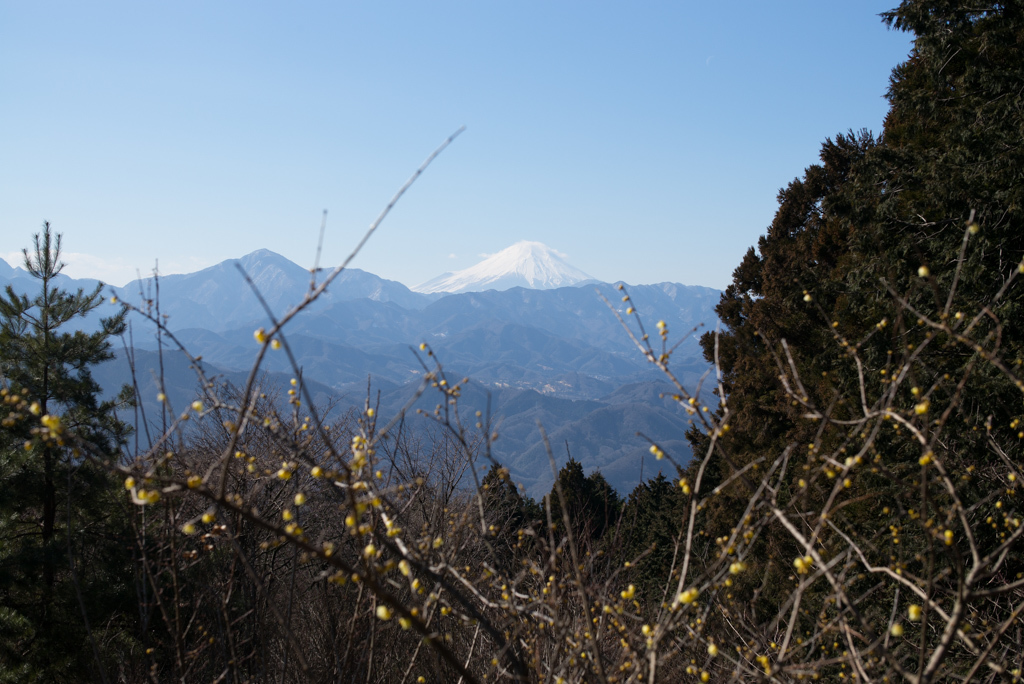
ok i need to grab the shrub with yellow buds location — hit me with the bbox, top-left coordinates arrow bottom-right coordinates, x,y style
793,555 -> 814,574
137,489 -> 161,505
376,605 -> 392,620
908,604 -> 922,621
40,414 -> 62,434
678,587 -> 699,604
620,584 -> 636,600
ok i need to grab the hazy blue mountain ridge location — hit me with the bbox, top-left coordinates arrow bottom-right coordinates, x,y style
4,251 -> 720,496
112,249 -> 437,332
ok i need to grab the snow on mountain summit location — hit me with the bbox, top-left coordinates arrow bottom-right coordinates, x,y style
413,241 -> 595,294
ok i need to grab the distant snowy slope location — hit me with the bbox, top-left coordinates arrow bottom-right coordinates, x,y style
413,241 -> 595,294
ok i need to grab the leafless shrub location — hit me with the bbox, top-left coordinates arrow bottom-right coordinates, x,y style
80,146 -> 1023,683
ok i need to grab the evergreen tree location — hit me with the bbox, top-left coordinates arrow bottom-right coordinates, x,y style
0,223 -> 136,681
480,463 -> 543,571
705,0 -> 1023,465
547,458 -> 621,544
616,474 -> 687,597
693,0 -> 1024,641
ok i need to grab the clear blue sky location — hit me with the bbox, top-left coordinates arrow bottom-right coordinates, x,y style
1,1 -> 913,290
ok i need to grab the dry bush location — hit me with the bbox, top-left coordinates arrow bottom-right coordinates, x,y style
68,143 -> 1022,683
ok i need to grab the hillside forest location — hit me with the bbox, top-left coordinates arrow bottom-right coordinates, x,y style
2,2 -> 1024,682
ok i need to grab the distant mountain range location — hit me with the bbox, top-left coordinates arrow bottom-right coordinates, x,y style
0,245 -> 722,496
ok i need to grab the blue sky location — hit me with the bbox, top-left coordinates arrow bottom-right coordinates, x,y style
1,1 -> 913,290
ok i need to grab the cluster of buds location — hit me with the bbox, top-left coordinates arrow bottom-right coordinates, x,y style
793,555 -> 814,574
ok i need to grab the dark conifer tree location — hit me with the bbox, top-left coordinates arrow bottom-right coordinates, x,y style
0,223 -> 136,681
693,0 -> 1024,630
547,458 -> 621,544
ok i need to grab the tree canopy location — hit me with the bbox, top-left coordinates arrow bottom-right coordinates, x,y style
0,223 -> 135,681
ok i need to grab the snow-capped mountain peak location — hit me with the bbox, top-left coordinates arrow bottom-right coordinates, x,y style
413,241 -> 595,294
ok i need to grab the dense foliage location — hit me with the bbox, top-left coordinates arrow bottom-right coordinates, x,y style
0,225 -> 136,681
